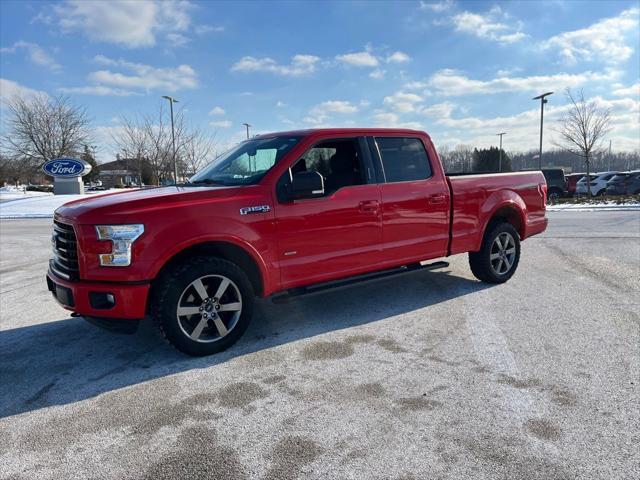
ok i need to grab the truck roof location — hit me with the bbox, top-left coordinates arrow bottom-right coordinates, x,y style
255,127 -> 429,138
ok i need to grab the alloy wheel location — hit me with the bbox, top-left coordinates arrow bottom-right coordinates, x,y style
176,274 -> 242,343
489,232 -> 516,275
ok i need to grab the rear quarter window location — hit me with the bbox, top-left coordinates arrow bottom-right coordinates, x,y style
375,137 -> 432,183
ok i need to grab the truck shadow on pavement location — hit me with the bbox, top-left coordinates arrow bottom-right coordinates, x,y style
0,268 -> 491,418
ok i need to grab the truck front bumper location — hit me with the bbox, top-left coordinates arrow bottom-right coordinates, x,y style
46,264 -> 150,320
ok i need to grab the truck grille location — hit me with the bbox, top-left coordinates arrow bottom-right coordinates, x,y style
51,221 -> 79,280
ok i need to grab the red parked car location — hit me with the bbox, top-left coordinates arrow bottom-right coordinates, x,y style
47,128 -> 548,356
565,173 -> 585,197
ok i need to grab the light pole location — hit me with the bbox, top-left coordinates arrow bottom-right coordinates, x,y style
496,132 -> 506,172
162,95 -> 179,184
533,92 -> 553,170
242,122 -> 252,140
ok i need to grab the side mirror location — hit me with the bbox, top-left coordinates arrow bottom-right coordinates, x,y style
289,170 -> 324,199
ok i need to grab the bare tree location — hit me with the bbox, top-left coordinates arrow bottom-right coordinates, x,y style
112,102 -> 216,185
182,129 -> 216,177
1,94 -> 91,168
555,88 -> 611,196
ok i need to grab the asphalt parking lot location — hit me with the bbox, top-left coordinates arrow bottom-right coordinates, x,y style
1,211 -> 638,480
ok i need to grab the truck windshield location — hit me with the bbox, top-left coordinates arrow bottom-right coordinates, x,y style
188,136 -> 302,186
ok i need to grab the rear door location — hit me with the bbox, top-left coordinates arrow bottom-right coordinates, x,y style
274,136 -> 383,289
369,135 -> 450,264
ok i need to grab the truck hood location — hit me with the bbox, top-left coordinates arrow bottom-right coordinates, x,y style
55,185 -> 240,224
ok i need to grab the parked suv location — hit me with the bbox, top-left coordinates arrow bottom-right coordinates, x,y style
576,171 -> 620,196
606,172 -> 640,195
540,168 -> 566,201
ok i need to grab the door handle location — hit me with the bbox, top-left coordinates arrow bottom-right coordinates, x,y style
359,200 -> 380,213
428,194 -> 447,205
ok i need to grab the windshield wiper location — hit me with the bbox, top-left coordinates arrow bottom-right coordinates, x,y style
186,179 -> 228,186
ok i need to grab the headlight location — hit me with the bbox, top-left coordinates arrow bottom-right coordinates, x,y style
95,224 -> 144,267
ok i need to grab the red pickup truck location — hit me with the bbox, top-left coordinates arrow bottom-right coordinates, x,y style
47,128 -> 547,356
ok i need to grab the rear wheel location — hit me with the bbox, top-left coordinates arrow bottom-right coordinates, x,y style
469,222 -> 521,284
152,256 -> 254,356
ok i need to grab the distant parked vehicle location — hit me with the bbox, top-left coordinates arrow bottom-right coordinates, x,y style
606,172 -> 640,195
565,173 -> 585,197
541,168 -> 567,200
576,171 -> 620,196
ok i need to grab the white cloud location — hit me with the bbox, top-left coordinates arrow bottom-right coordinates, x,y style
371,111 -> 423,129
231,54 -> 320,76
372,112 -> 399,124
404,80 -> 429,90
312,100 -> 358,115
452,7 -> 527,44
0,78 -> 48,103
210,120 -> 232,128
52,0 -> 193,48
427,69 -> 620,96
336,51 -> 379,67
194,24 -> 224,35
85,55 -> 197,92
276,101 -> 286,108
305,100 -> 358,124
419,0 -> 454,12
543,8 -> 639,65
612,83 -> 640,98
369,69 -> 386,79
430,95 -> 640,152
0,41 -> 61,72
209,106 -> 225,115
383,91 -> 424,113
58,85 -> 137,96
386,51 -> 411,63
421,102 -> 455,118
166,32 -> 190,47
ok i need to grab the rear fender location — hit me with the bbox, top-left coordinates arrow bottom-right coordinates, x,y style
474,190 -> 527,251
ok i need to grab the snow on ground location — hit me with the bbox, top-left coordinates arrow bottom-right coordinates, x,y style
0,187 -> 52,202
0,190 -> 116,219
547,201 -> 640,212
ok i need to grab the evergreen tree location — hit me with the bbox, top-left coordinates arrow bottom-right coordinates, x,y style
81,145 -> 100,182
472,147 -> 512,172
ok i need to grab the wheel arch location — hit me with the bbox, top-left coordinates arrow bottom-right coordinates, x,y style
475,199 -> 527,251
150,240 -> 267,300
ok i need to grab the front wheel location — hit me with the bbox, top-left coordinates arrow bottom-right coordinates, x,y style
469,222 -> 521,284
151,256 -> 255,356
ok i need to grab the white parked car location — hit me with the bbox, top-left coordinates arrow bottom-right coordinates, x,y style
576,171 -> 620,196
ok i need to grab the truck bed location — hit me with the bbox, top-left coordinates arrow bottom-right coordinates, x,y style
446,171 -> 547,255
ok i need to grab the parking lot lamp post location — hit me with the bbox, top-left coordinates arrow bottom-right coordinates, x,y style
533,92 -> 553,170
162,95 -> 179,184
243,122 -> 252,140
496,132 -> 506,172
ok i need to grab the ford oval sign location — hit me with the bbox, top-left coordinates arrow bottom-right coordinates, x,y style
42,158 -> 91,178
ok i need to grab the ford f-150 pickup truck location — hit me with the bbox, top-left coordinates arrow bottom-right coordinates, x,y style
47,128 -> 548,356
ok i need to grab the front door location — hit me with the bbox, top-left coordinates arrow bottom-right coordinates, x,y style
274,137 -> 383,289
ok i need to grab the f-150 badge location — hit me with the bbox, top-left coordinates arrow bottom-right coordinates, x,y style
239,205 -> 271,215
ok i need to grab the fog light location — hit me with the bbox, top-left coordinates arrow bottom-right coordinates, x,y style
89,292 -> 116,310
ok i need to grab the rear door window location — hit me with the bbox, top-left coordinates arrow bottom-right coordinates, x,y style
375,137 -> 432,183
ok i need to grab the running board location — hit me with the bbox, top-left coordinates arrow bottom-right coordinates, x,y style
271,261 -> 449,304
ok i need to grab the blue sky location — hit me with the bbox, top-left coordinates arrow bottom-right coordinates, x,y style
1,0 -> 639,161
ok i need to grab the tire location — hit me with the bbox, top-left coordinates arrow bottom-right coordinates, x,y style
469,222 -> 521,284
547,188 -> 562,203
151,256 -> 255,356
